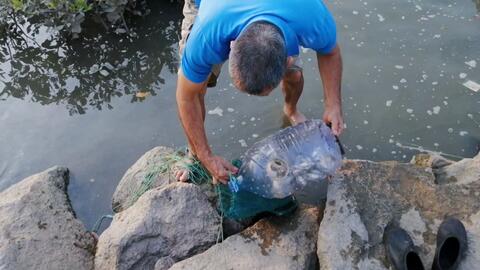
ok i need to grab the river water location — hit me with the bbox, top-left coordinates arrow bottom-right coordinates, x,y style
0,0 -> 478,229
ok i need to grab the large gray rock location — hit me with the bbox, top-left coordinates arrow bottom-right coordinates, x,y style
169,205 -> 321,270
430,153 -> 480,185
317,155 -> 480,270
0,167 -> 96,270
95,182 -> 220,270
112,146 -> 176,212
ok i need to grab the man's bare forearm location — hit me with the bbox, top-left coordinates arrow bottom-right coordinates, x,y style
176,72 -> 211,160
317,45 -> 344,135
317,45 -> 342,108
175,71 -> 237,182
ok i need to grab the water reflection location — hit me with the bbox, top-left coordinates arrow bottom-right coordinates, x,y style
0,2 -> 182,115
475,0 -> 480,13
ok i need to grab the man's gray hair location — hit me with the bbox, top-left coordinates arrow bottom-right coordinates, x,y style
229,21 -> 287,95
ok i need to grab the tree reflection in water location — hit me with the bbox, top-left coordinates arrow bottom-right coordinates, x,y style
0,1 -> 182,115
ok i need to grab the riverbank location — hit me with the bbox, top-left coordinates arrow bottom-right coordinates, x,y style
1,146 -> 478,269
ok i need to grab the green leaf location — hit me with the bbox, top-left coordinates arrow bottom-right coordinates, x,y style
69,0 -> 92,13
11,0 -> 24,11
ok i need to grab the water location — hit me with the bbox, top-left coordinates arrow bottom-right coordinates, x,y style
0,0 -> 479,229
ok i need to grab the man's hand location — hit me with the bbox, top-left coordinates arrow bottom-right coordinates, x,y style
317,45 -> 343,136
201,154 -> 238,185
323,103 -> 344,136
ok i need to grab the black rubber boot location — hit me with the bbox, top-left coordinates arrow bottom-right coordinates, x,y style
384,224 -> 425,270
432,217 -> 468,270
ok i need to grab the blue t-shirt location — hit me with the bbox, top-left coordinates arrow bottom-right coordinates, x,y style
182,0 -> 337,83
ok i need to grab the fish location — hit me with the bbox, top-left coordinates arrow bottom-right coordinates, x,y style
233,119 -> 343,199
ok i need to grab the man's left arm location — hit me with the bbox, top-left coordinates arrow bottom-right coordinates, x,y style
317,44 -> 344,136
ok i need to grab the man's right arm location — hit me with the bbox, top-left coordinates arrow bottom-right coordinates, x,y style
176,70 -> 238,184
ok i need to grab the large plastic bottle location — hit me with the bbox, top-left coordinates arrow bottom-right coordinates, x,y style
232,119 -> 342,199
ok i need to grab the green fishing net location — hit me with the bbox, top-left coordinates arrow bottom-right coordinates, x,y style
188,158 -> 298,220
119,149 -> 297,220
94,150 -> 297,234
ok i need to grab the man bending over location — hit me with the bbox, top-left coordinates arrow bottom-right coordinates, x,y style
175,0 -> 344,184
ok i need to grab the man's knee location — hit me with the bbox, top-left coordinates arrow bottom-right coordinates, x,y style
283,70 -> 303,85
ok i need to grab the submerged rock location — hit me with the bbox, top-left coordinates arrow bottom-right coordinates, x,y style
169,205 -> 321,270
317,155 -> 480,270
95,182 -> 220,270
112,146 -> 175,212
0,167 -> 95,270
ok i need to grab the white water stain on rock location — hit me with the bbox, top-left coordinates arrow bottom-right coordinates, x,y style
386,100 -> 392,107
459,211 -> 480,269
399,208 -> 427,247
207,107 -> 223,117
317,178 -> 370,270
432,106 -> 441,114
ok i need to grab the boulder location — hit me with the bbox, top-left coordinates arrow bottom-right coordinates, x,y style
95,182 -> 220,270
112,146 -> 176,212
112,146 -> 233,236
0,167 -> 96,270
169,205 -> 321,270
431,153 -> 480,185
317,155 -> 480,270
410,153 -> 454,170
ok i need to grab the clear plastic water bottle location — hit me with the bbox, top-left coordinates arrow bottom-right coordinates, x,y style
233,120 -> 342,199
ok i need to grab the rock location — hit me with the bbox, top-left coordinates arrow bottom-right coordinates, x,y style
222,217 -> 256,238
0,167 -> 95,270
95,182 -> 220,270
317,156 -> 480,270
169,205 -> 321,270
432,153 -> 480,185
112,146 -> 218,213
154,257 -> 175,270
410,153 -> 454,170
112,146 -> 176,212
